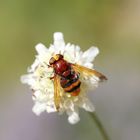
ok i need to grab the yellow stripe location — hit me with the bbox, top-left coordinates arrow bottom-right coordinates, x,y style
64,80 -> 80,92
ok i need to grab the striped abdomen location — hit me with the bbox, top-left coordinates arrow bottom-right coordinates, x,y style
60,71 -> 81,96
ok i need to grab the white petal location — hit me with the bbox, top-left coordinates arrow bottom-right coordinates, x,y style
20,74 -> 35,85
82,98 -> 95,112
20,74 -> 29,84
68,112 -> 80,124
32,102 -> 46,115
64,44 -> 75,62
82,47 -> 99,62
64,99 -> 74,111
28,59 -> 39,72
53,32 -> 65,53
53,32 -> 64,41
90,76 -> 100,85
35,43 -> 48,55
46,105 -> 56,113
32,90 -> 42,99
83,62 -> 93,69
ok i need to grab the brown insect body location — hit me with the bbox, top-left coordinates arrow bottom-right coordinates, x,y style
49,54 -> 81,96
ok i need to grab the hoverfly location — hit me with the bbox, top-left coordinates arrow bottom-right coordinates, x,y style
49,54 -> 107,110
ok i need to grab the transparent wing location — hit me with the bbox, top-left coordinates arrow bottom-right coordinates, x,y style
53,74 -> 62,111
71,63 -> 107,82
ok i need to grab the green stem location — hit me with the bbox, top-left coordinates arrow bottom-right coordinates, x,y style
88,112 -> 110,140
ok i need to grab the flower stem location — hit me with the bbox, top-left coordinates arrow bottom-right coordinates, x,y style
88,112 -> 110,140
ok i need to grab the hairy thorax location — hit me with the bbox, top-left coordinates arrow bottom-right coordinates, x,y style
54,59 -> 70,75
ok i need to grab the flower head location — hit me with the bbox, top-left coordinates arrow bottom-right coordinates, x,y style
21,32 -> 106,124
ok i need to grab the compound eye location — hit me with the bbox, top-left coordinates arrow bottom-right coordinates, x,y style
55,54 -> 63,59
58,54 -> 63,59
49,57 -> 56,65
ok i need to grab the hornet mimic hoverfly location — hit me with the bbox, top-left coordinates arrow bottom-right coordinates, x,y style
49,54 -> 107,110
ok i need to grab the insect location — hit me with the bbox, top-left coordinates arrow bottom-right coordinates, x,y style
49,54 -> 107,110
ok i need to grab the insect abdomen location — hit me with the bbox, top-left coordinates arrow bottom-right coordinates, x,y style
60,73 -> 81,96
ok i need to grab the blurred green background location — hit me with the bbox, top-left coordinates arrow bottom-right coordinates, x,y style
0,0 -> 140,140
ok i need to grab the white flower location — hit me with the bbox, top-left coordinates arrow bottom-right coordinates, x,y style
21,32 -> 104,124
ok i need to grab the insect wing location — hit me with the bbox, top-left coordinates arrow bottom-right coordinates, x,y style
71,64 -> 107,82
53,74 -> 62,111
